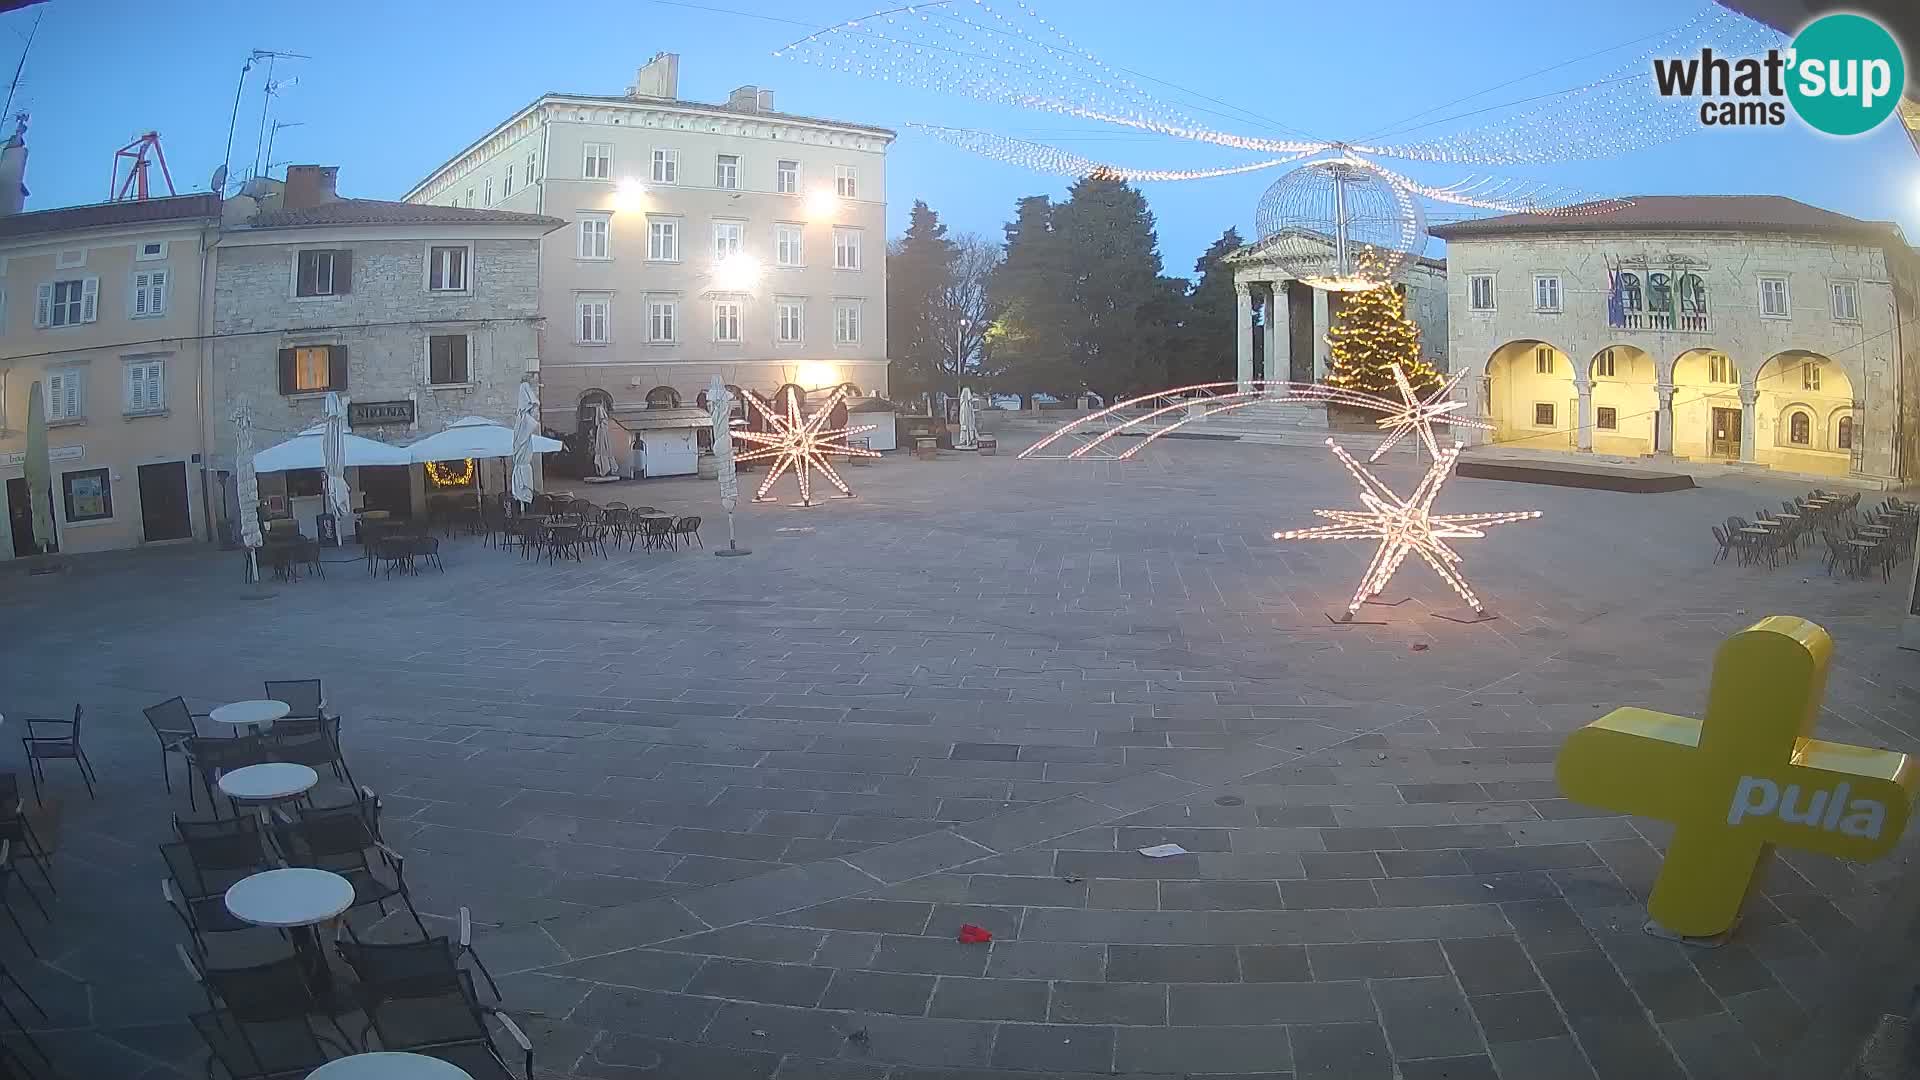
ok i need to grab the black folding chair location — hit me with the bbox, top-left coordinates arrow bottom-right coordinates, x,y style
20,705 -> 95,803
144,696 -> 208,793
360,968 -> 533,1080
189,1008 -> 338,1080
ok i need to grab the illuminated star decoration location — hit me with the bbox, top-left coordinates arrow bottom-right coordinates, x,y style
734,384 -> 880,506
1276,439 -> 1541,616
1371,365 -> 1492,462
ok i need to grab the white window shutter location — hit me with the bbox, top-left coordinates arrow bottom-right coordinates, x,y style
151,271 -> 167,314
81,277 -> 98,323
65,371 -> 81,416
35,283 -> 51,327
45,372 -> 62,417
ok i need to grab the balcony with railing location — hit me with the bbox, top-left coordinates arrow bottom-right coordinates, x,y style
1609,308 -> 1712,333
1609,268 -> 1711,333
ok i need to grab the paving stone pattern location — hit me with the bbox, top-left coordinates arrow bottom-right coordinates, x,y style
0,436 -> 1914,1079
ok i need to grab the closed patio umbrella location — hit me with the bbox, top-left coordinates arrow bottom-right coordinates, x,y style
22,381 -> 53,554
709,374 -> 748,557
593,402 -> 621,478
233,404 -> 262,581
511,378 -> 538,507
322,392 -> 353,528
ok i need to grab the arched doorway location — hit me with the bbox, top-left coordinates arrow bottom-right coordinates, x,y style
1670,349 -> 1741,460
645,385 -> 681,409
1588,346 -> 1657,455
1754,351 -> 1853,476
576,389 -> 613,434
1485,340 -> 1575,450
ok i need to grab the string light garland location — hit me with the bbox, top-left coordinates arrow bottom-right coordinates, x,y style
425,458 -> 475,487
1369,366 -> 1492,462
1275,440 -> 1542,618
734,384 -> 881,506
910,124 -> 1313,182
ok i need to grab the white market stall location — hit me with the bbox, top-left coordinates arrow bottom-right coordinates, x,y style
620,407 -> 708,478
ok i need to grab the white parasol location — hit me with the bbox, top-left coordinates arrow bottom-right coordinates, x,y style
592,402 -> 622,478
233,404 -> 262,581
709,375 -> 749,557
511,377 -> 538,507
321,391 -> 353,523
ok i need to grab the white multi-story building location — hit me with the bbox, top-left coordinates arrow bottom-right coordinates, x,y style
1429,196 -> 1920,482
404,53 -> 893,438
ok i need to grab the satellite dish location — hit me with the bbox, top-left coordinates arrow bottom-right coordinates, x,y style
210,164 -> 228,193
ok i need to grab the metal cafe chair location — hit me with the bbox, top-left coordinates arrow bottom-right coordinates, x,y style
20,705 -> 96,804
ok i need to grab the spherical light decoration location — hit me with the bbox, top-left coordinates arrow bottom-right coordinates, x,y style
1255,159 -> 1426,292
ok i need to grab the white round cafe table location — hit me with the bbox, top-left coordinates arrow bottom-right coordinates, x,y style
224,868 -> 355,928
305,1052 -> 475,1080
208,699 -> 289,732
217,762 -> 318,802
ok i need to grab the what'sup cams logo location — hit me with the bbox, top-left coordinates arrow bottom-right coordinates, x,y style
1652,13 -> 1906,136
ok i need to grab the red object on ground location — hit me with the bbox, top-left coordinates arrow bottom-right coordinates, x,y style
957,923 -> 993,944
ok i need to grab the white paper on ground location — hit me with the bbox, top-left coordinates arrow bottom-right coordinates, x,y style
1137,844 -> 1188,858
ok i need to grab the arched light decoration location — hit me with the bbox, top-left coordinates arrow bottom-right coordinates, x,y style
734,384 -> 880,506
1275,440 -> 1541,617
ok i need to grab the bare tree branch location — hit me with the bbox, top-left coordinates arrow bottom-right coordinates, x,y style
933,232 -> 1002,393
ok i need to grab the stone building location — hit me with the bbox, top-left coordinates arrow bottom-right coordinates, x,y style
1429,196 -> 1920,482
401,52 -> 894,436
208,166 -> 562,532
1225,230 -> 1449,387
0,172 -> 220,559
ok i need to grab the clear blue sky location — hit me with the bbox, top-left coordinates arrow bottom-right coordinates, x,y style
9,0 -> 1919,276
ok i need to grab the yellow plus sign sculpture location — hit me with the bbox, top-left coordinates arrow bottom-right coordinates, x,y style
1556,616 -> 1918,940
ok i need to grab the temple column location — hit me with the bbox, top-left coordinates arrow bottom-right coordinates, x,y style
1263,283 -> 1287,387
1235,281 -> 1254,392
1311,288 -> 1330,382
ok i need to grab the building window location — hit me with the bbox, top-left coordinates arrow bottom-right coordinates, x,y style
503,166 -> 514,197
37,277 -> 97,327
428,334 -> 470,385
776,300 -> 803,344
1468,273 -> 1495,312
1802,360 -> 1820,391
713,300 -> 742,343
713,220 -> 744,259
1759,276 -> 1790,317
131,269 -> 168,317
1677,273 -> 1709,324
648,299 -> 677,343
577,296 -> 610,344
1708,353 -> 1735,384
294,250 -> 347,297
484,177 -> 494,206
651,148 -> 679,184
62,468 -> 112,523
45,368 -> 83,420
1788,410 -> 1811,445
578,216 -> 610,260
137,241 -> 166,261
833,227 -> 861,270
835,301 -> 861,344
1596,406 -> 1617,430
1533,402 -> 1555,427
776,159 -> 799,194
465,188 -> 474,208
1533,274 -> 1561,312
427,245 -> 469,292
582,142 -> 612,180
716,154 -> 739,190
1593,348 -> 1615,378
280,345 -> 341,394
835,165 -> 858,198
1617,271 -> 1643,312
1831,281 -> 1858,322
124,357 -> 165,414
1837,415 -> 1853,451
647,218 -> 680,262
55,249 -> 84,268
775,223 -> 804,267
526,150 -> 538,183
1533,346 -> 1553,375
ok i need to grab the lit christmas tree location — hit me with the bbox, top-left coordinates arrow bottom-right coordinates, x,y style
1324,281 -> 1442,397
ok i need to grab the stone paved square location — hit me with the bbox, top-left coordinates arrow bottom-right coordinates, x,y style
0,429 -> 1913,1079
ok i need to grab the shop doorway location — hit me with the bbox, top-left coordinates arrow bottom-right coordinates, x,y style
137,461 -> 193,542
1710,408 -> 1741,459
6,477 -> 55,556
357,466 -> 414,517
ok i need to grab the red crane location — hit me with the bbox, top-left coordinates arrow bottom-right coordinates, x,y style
109,131 -> 177,201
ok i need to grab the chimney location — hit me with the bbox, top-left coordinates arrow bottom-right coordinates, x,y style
727,85 -> 759,112
282,165 -> 339,210
632,52 -> 679,100
0,115 -> 28,216
755,88 -> 775,113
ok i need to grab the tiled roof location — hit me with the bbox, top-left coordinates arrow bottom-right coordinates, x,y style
1427,195 -> 1903,245
242,199 -> 564,231
0,193 -> 219,240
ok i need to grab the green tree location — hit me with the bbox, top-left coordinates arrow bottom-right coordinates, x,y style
885,200 -> 955,398
989,179 -> 1183,402
1324,281 -> 1441,397
1171,227 -> 1245,386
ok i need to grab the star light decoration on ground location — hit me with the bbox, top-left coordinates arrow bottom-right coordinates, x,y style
1276,439 -> 1541,620
1371,365 -> 1492,461
734,385 -> 879,506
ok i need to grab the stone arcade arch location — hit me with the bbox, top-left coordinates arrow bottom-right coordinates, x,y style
1754,351 -> 1855,477
1670,348 -> 1744,461
1588,346 -> 1658,456
1484,340 -> 1576,450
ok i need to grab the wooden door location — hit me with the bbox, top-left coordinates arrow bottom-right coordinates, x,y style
137,461 -> 192,542
1710,408 -> 1741,458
